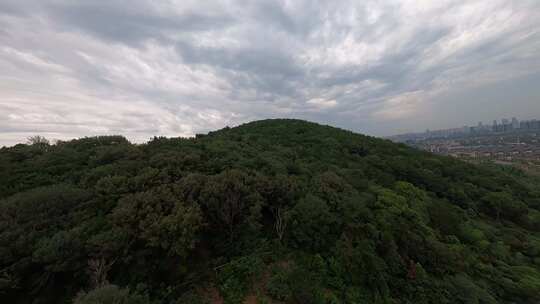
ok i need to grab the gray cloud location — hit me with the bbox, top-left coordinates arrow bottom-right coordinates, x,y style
47,1 -> 236,45
1,0 -> 540,146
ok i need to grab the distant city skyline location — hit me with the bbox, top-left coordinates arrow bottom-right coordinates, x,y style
391,112 -> 540,138
389,115 -> 540,142
427,116 -> 539,132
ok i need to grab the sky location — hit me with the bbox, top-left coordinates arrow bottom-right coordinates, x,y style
1,0 -> 540,146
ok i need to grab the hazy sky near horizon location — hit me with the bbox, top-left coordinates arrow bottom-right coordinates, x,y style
1,0 -> 540,146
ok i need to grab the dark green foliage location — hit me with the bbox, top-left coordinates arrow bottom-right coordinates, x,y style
200,170 -> 262,244
111,185 -> 203,257
216,255 -> 264,304
481,191 -> 528,222
290,194 -> 337,251
73,284 -> 151,304
1,119 -> 539,303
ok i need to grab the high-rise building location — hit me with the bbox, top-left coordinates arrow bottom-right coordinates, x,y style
519,119 -> 540,130
492,120 -> 498,132
512,117 -> 519,129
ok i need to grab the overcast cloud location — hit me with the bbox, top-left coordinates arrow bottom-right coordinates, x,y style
1,0 -> 540,146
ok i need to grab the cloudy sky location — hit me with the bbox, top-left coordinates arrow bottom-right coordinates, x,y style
1,0 -> 540,146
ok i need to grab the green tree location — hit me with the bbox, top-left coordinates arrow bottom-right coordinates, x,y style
200,170 -> 263,243
73,284 -> 150,304
481,191 -> 528,222
111,185 -> 203,257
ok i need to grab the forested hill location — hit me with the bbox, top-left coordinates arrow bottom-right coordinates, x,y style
1,119 -> 540,304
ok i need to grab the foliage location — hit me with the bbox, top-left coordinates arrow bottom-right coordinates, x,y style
0,119 -> 539,303
73,284 -> 151,304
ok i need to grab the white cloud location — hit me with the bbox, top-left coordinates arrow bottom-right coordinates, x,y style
306,98 -> 337,109
372,90 -> 428,120
0,0 -> 539,146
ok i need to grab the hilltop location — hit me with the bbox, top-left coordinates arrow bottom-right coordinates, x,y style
1,119 -> 539,303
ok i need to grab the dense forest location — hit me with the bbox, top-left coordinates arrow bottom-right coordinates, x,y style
1,119 -> 539,304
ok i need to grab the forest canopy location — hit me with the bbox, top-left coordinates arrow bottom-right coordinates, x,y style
1,119 -> 539,303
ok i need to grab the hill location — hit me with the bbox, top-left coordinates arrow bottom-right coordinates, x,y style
1,119 -> 539,303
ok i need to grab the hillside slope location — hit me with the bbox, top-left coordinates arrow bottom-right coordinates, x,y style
1,119 -> 539,303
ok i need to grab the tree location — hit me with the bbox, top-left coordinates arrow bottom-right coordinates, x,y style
290,194 -> 337,251
428,200 -> 463,236
111,185 -> 203,257
26,135 -> 50,146
481,191 -> 528,222
257,175 -> 298,242
1,119 -> 540,303
200,170 -> 263,243
74,284 -> 150,304
87,258 -> 115,288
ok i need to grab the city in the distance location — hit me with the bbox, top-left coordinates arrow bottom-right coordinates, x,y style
389,117 -> 540,173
